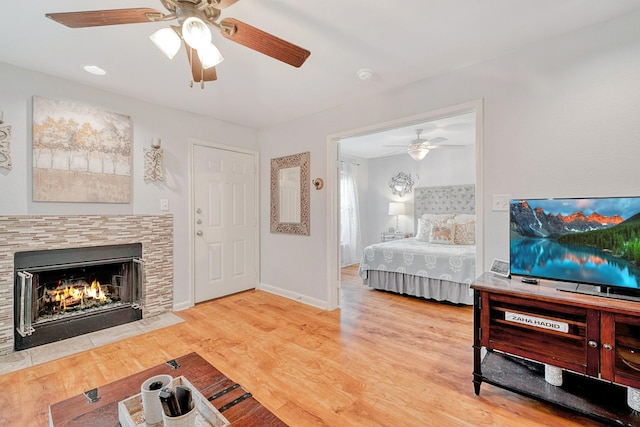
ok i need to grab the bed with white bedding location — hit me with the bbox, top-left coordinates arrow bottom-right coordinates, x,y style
358,184 -> 476,305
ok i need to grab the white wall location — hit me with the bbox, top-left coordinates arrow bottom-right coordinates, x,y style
0,62 -> 259,310
362,146 -> 476,248
258,11 -> 640,307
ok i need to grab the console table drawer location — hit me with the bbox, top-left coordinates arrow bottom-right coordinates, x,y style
482,293 -> 594,373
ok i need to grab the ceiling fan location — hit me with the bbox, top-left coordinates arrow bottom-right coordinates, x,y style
385,129 -> 465,160
45,0 -> 311,87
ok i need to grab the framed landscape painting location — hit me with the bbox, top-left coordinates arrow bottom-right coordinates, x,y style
32,96 -> 132,203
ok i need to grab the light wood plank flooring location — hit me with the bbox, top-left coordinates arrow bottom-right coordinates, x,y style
0,265 -> 602,426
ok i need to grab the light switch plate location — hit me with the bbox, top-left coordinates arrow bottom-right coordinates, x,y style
492,195 -> 511,211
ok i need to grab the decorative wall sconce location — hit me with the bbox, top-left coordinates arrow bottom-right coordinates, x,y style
312,178 -> 324,190
0,111 -> 12,171
389,172 -> 414,197
143,137 -> 164,182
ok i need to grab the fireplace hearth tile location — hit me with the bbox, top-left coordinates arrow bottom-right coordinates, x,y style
87,322 -> 147,348
0,313 -> 183,375
138,312 -> 185,329
0,350 -> 32,374
29,336 -> 94,365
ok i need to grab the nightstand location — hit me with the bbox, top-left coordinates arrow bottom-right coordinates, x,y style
380,232 -> 413,242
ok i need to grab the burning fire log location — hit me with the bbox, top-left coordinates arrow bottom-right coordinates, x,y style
43,278 -> 109,312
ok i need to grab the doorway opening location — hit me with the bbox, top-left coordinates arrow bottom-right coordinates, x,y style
326,101 -> 484,309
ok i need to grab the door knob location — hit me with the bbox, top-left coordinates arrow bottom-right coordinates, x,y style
603,343 -> 613,351
196,230 -> 203,236
588,340 -> 598,348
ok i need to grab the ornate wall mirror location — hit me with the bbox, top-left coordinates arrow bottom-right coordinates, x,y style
270,152 -> 310,235
389,172 -> 414,197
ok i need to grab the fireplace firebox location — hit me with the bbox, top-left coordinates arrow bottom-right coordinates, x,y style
14,244 -> 143,351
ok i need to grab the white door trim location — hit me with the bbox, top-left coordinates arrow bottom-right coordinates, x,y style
325,100 -> 484,310
188,138 -> 260,308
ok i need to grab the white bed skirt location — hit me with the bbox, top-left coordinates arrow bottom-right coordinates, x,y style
364,270 -> 473,305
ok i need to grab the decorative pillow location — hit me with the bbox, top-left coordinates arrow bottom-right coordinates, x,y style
454,220 -> 476,245
429,222 -> 456,245
416,214 -> 454,242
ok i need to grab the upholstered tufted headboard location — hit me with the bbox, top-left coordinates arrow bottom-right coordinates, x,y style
414,185 -> 475,231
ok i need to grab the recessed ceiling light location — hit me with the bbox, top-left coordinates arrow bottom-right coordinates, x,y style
83,65 -> 107,76
357,68 -> 374,80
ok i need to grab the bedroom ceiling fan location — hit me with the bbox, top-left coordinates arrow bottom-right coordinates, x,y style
45,0 -> 311,88
385,129 -> 465,160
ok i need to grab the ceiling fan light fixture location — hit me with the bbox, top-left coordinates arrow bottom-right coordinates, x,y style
408,146 -> 429,161
198,42 -> 224,69
182,17 -> 212,49
150,27 -> 182,60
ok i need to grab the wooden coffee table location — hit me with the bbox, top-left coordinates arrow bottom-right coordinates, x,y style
48,352 -> 286,426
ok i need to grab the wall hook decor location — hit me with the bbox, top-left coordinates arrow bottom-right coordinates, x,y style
312,178 -> 324,190
143,137 -> 164,182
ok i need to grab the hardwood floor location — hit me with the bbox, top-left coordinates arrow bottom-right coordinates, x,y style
0,265 -> 603,426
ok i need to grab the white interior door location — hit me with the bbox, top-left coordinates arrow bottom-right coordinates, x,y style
193,144 -> 257,302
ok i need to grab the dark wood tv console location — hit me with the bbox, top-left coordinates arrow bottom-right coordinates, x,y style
472,272 -> 640,426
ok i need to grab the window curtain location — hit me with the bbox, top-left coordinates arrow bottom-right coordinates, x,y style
340,161 -> 361,267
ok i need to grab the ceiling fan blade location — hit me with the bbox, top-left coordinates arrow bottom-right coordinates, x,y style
426,137 -> 447,144
46,8 -> 161,28
185,45 -> 218,83
209,0 -> 240,9
219,18 -> 310,67
424,145 -> 465,150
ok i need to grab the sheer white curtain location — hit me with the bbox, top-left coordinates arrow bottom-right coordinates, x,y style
340,161 -> 361,266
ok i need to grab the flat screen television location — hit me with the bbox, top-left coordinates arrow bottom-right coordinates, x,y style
509,196 -> 640,300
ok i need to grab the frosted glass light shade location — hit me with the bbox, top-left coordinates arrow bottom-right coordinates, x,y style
388,202 -> 406,216
150,28 -> 182,59
197,42 -> 224,69
408,146 -> 428,160
182,17 -> 211,49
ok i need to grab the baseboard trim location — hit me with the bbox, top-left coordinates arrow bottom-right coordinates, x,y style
258,283 -> 328,310
173,300 -> 192,311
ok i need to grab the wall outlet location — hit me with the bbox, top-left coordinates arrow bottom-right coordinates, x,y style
492,194 -> 511,211
160,199 -> 169,211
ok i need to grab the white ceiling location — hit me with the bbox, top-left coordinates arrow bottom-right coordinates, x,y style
339,112 -> 476,159
1,1 -> 639,130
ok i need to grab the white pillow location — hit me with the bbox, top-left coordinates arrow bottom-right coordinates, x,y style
415,218 -> 430,241
422,213 -> 454,222
429,222 -> 456,245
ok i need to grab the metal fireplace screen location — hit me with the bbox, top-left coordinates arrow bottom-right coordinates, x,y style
14,243 -> 143,351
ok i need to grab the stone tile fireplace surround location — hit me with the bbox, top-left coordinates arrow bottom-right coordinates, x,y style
0,215 -> 173,356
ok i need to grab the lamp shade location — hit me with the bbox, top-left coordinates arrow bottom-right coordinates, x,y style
388,202 -> 406,216
150,27 -> 182,60
197,42 -> 224,69
182,17 -> 212,49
